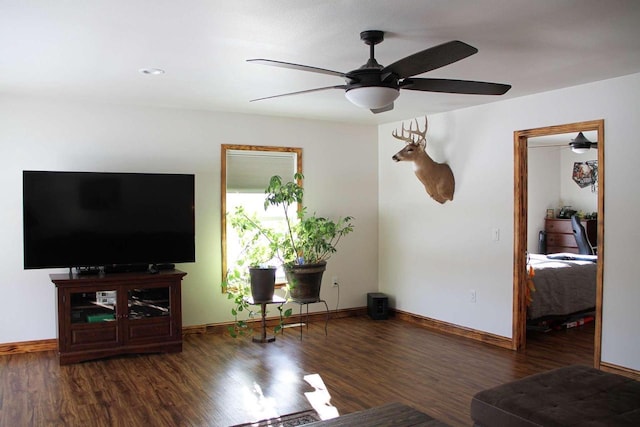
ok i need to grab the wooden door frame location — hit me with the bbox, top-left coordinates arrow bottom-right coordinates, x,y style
512,120 -> 604,368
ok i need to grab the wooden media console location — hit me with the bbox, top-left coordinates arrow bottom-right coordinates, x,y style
50,269 -> 186,364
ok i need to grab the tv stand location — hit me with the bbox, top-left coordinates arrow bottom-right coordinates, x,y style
50,269 -> 186,364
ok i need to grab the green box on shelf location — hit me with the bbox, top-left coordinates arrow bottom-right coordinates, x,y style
87,313 -> 115,323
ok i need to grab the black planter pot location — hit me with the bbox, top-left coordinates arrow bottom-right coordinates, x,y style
285,261 -> 327,302
249,267 -> 276,302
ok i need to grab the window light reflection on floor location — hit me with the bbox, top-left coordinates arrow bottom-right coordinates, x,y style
242,382 -> 279,422
304,373 -> 340,420
239,373 -> 339,423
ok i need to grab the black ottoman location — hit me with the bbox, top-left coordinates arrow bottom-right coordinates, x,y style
306,402 -> 450,426
471,365 -> 640,427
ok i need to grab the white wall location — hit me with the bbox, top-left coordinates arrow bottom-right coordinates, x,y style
528,147 -> 561,253
0,97 -> 379,343
379,72 -> 640,371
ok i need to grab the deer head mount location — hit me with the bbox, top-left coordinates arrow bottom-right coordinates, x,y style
392,117 -> 455,204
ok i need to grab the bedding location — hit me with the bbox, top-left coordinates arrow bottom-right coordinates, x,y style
527,253 -> 597,320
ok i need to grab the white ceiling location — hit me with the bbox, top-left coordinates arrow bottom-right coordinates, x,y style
2,0 -> 640,125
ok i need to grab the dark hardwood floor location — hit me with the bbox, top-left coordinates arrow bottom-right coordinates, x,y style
0,316 -> 594,426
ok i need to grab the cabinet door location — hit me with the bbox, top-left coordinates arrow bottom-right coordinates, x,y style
125,282 -> 177,345
65,288 -> 120,351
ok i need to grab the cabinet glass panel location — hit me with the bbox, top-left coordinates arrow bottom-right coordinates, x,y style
128,287 -> 170,320
70,290 -> 117,324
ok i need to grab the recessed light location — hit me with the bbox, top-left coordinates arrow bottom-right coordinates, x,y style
139,68 -> 165,75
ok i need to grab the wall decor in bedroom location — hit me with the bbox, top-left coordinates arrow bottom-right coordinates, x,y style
572,160 -> 598,192
391,116 -> 455,204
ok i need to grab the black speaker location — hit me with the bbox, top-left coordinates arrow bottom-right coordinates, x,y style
367,292 -> 389,320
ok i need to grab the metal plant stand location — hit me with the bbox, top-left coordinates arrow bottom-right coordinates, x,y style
290,298 -> 329,340
244,295 -> 286,343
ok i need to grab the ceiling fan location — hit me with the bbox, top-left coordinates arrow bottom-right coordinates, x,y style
530,132 -> 598,153
569,132 -> 598,153
247,30 -> 512,114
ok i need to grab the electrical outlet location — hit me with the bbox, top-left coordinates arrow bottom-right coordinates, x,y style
332,276 -> 339,287
470,290 -> 477,303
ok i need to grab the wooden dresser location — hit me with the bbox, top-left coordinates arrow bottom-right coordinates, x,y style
545,218 -> 597,254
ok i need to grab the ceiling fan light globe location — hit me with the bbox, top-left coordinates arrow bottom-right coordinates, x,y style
571,146 -> 590,154
345,86 -> 399,109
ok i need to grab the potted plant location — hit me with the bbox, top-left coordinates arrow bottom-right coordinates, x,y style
241,173 -> 355,301
228,206 -> 280,300
223,207 -> 283,338
223,173 -> 354,336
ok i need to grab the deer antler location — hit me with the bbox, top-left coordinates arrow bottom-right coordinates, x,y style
392,117 -> 428,146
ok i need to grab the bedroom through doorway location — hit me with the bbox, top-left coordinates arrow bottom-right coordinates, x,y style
512,120 -> 604,367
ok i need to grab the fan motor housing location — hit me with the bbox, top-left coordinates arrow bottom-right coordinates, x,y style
345,68 -> 398,90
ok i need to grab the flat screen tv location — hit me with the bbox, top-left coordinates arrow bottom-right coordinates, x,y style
23,171 -> 195,270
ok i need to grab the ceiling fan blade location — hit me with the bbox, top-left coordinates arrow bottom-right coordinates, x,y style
401,78 -> 511,95
529,141 -> 597,149
247,59 -> 346,78
370,103 -> 394,114
382,40 -> 478,78
250,85 -> 346,102
529,144 -> 570,148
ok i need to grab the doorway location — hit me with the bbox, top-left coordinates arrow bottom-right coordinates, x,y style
512,120 -> 604,368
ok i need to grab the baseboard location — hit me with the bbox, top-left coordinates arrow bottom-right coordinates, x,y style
392,308 -> 514,350
0,338 -> 58,355
600,361 -> 640,380
183,306 -> 368,336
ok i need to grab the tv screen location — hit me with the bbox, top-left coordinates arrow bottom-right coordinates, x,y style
23,171 -> 195,269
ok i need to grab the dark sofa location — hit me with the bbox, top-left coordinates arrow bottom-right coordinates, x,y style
471,365 -> 640,426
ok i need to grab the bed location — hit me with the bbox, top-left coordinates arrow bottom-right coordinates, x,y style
527,253 -> 597,320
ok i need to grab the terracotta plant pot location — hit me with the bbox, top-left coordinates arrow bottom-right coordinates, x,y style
285,261 -> 327,302
249,267 -> 276,302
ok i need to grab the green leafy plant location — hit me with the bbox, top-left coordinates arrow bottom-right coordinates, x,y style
228,206 -> 278,268
223,207 -> 290,338
223,173 -> 353,337
263,173 -> 355,266
225,275 -> 253,338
